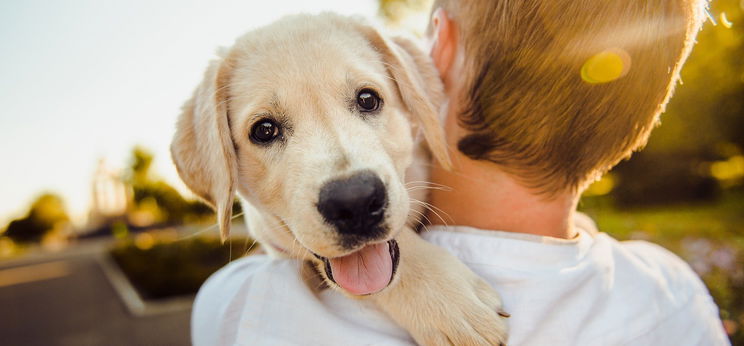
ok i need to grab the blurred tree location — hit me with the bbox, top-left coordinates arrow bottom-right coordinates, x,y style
130,146 -> 154,186
613,1 -> 744,205
380,0 -> 429,22
125,146 -> 214,226
3,194 -> 69,243
379,0 -> 433,32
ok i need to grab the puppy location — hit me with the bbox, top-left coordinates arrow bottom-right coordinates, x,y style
172,13 -> 508,345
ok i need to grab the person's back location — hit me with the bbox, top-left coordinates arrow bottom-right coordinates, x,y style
418,0 -> 730,343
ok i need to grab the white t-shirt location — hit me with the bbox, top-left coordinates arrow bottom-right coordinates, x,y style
191,216 -> 730,345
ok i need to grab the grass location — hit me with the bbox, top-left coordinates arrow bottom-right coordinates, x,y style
581,192 -> 743,243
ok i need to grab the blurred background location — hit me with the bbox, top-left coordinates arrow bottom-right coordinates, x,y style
0,0 -> 741,345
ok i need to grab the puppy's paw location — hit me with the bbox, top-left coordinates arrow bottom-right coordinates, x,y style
373,229 -> 509,346
409,268 -> 508,346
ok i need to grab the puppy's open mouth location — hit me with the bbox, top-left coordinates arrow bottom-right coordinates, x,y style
314,239 -> 399,296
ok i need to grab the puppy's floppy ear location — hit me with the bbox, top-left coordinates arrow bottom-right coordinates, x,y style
171,56 -> 237,242
355,24 -> 452,170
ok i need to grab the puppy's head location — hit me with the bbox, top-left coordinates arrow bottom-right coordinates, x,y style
171,14 -> 448,295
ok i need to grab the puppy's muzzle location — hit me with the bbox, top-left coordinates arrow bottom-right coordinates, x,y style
317,171 -> 387,243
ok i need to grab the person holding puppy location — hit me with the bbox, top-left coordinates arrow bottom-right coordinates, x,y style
415,0 -> 729,344
192,0 -> 730,344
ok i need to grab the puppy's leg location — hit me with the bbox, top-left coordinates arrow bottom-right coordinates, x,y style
373,228 -> 509,346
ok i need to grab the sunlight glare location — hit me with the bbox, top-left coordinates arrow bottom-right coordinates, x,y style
706,8 -> 718,25
720,13 -> 733,29
581,48 -> 631,84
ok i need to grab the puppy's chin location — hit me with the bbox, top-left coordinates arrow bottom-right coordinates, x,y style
312,239 -> 400,296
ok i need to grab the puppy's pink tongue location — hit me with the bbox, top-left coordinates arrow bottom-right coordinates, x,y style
328,242 -> 392,296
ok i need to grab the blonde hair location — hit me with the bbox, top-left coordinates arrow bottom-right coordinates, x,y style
432,0 -> 707,195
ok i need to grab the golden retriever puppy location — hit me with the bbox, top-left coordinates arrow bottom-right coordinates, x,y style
172,13 -> 508,345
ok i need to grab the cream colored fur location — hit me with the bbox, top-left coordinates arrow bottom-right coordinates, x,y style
171,13 -> 508,345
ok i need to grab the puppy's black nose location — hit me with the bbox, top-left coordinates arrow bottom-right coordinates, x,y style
317,171 -> 387,235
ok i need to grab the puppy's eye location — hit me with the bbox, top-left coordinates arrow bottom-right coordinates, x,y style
250,119 -> 281,144
356,89 -> 381,112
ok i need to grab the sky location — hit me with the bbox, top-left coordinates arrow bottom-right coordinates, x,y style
0,0 -> 378,226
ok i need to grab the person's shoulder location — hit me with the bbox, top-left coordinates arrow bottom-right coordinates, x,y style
574,211 -> 704,298
191,255 -> 264,345
191,255 -> 300,346
590,235 -> 730,345
613,238 -> 708,293
593,234 -> 709,308
195,254 -> 276,302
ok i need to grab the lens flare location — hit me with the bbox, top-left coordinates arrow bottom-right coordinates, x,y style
581,48 -> 631,84
721,13 -> 733,29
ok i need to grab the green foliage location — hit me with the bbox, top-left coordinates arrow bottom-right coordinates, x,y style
664,1 -> 744,153
3,194 -> 69,243
110,236 -> 254,299
613,1 -> 744,203
125,146 -> 214,225
130,146 -> 154,185
611,152 -> 720,207
131,181 -> 213,224
379,0 -> 432,26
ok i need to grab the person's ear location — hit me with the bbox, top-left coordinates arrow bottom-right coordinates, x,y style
429,8 -> 458,81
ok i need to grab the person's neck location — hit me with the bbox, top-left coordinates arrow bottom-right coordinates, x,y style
427,151 -> 580,239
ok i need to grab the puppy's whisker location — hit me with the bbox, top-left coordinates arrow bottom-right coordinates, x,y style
406,186 -> 451,192
229,235 -> 233,262
178,223 -> 220,241
418,221 -> 431,233
422,203 -> 453,227
408,207 -> 434,229
421,201 -> 453,224
176,211 -> 246,241
408,209 -> 431,233
405,181 -> 453,192
410,199 -> 453,227
244,236 -> 259,254
410,214 -> 433,234
404,184 -> 450,190
404,180 -> 451,189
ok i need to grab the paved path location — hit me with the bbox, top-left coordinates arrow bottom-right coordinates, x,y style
0,241 -> 191,346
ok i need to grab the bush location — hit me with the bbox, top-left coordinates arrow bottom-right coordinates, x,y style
110,236 -> 255,299
612,152 -> 719,207
3,194 -> 69,243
